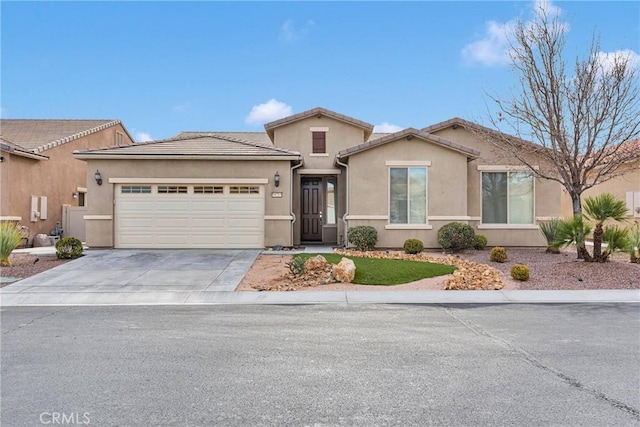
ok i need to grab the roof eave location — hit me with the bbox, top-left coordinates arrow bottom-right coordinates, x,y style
73,153 -> 301,161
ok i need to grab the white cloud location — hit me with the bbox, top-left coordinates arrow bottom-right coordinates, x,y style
595,49 -> 640,73
374,122 -> 404,133
279,19 -> 314,42
245,99 -> 293,125
461,0 -> 567,67
135,132 -> 153,142
461,20 -> 514,66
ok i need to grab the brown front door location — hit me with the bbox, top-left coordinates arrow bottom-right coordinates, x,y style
301,178 -> 323,241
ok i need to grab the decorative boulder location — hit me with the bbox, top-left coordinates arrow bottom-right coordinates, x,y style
332,257 -> 356,283
33,234 -> 52,247
304,255 -> 328,271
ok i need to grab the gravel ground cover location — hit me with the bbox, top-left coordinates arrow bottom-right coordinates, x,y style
0,254 -> 69,287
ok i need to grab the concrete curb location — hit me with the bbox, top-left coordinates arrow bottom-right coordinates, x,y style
1,289 -> 638,307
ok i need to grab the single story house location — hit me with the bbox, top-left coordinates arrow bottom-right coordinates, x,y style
73,107 -> 562,249
0,119 -> 134,243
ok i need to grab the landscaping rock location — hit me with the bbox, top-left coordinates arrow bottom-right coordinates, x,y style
332,257 -> 356,283
304,255 -> 328,271
33,234 -> 52,247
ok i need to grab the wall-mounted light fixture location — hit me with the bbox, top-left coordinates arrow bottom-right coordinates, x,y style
274,171 -> 280,187
72,192 -> 79,199
0,156 -> 4,162
94,170 -> 103,186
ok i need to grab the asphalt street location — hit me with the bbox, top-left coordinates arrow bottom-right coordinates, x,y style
2,304 -> 639,426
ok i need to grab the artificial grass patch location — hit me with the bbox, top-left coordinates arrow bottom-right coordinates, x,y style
296,253 -> 456,286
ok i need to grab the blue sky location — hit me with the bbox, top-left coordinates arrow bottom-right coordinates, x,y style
2,1 -> 638,142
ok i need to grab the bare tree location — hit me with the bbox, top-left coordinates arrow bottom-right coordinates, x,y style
483,3 -> 639,218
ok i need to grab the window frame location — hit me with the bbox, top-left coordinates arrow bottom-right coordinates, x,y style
479,170 -> 536,227
386,162 -> 431,230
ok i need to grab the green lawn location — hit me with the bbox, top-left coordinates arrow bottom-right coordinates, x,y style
296,253 -> 456,286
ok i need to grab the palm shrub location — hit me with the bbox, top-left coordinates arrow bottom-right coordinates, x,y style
552,215 -> 593,261
539,218 -> 564,254
583,193 -> 628,262
347,226 -> 378,251
0,222 -> 24,267
601,225 -> 629,260
626,224 -> 640,263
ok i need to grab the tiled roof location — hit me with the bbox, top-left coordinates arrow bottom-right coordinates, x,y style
175,131 -> 273,145
0,119 -> 124,153
264,107 -> 375,141
0,137 -> 49,160
74,134 -> 301,158
338,128 -> 480,159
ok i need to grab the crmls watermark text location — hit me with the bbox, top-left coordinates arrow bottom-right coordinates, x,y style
40,412 -> 90,425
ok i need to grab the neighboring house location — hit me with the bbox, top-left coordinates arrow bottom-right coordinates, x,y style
560,140 -> 640,221
0,119 -> 134,243
74,107 -> 562,249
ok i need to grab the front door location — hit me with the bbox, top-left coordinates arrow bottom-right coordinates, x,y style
301,178 -> 323,241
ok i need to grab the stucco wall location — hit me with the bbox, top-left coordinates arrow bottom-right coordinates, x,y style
1,124 -> 133,240
83,158 -> 292,248
560,161 -> 640,220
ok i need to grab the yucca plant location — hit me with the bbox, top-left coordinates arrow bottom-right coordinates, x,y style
552,215 -> 593,261
583,193 -> 628,262
0,222 -> 24,267
539,218 -> 564,254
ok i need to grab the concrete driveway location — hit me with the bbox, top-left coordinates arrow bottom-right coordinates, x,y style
0,249 -> 260,306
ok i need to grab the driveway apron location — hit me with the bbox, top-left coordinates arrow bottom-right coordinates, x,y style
0,249 -> 260,306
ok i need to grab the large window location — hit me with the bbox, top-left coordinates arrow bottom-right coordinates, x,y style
482,171 -> 534,224
390,168 -> 427,224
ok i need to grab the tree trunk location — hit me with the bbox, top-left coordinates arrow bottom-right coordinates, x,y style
592,223 -> 604,262
570,193 -> 587,260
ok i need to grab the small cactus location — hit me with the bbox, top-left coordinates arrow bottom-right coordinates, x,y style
472,234 -> 488,250
511,264 -> 530,281
490,246 -> 508,263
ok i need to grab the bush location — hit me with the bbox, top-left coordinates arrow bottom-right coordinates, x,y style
539,218 -> 564,254
511,264 -> 530,281
55,237 -> 83,259
403,238 -> 424,254
472,234 -> 488,250
347,226 -> 378,251
627,224 -> 640,263
437,222 -> 475,253
0,222 -> 25,267
285,255 -> 306,276
490,246 -> 508,263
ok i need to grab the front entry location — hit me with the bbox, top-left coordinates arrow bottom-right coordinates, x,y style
301,178 -> 323,241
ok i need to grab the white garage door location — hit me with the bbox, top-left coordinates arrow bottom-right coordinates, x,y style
114,184 -> 264,248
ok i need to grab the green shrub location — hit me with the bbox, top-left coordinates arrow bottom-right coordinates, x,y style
55,237 -> 83,259
472,234 -> 488,250
627,224 -> 640,263
437,222 -> 475,253
510,264 -> 530,281
285,255 -> 306,276
403,238 -> 424,254
347,226 -> 378,251
0,222 -> 25,267
539,218 -> 564,254
490,246 -> 508,263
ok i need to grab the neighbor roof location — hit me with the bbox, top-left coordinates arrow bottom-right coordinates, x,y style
73,134 -> 302,160
337,128 -> 480,159
0,137 -> 49,160
176,131 -> 274,145
264,107 -> 375,141
0,119 -> 129,153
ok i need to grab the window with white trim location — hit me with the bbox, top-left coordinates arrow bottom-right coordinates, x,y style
481,171 -> 534,224
158,186 -> 188,194
194,186 -> 223,194
229,186 -> 260,194
121,185 -> 151,194
389,167 -> 427,224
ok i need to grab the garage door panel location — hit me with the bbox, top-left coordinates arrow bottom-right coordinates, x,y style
115,184 -> 265,248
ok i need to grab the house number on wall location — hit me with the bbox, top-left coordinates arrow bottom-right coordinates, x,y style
271,192 -> 283,198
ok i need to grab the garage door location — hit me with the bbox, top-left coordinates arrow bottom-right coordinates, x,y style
114,184 -> 264,248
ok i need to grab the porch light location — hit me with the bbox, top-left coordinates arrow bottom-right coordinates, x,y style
94,170 -> 103,186
274,171 -> 280,187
